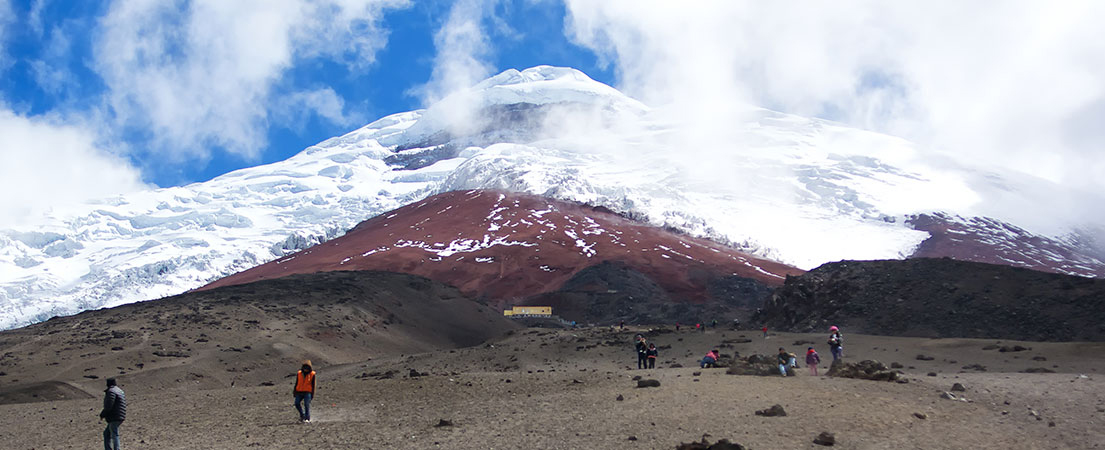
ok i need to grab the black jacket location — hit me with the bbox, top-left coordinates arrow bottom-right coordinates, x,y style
100,386 -> 126,422
646,348 -> 658,358
777,353 -> 790,365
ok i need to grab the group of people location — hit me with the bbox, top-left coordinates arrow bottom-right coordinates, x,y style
635,335 -> 659,369
776,326 -> 844,376
629,325 -> 845,377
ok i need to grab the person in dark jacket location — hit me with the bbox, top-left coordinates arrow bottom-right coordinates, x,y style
646,343 -> 658,369
777,348 -> 791,377
635,337 -> 648,369
99,378 -> 126,450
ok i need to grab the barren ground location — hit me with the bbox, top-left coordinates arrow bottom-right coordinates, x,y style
3,326 -> 1104,449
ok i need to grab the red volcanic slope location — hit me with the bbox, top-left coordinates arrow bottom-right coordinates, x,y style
908,213 -> 1105,278
201,190 -> 803,306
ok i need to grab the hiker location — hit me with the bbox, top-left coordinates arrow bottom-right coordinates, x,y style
294,360 -> 316,423
806,347 -> 821,376
646,343 -> 658,369
762,326 -> 768,338
711,319 -> 717,328
620,320 -> 625,330
695,323 -> 701,332
700,349 -> 720,368
777,348 -> 791,376
828,326 -> 844,361
636,337 -> 649,369
675,322 -> 680,331
99,378 -> 126,450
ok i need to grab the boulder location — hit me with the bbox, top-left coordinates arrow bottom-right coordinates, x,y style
754,404 -> 787,417
813,432 -> 836,446
826,360 -> 899,382
675,438 -> 746,450
637,379 -> 661,388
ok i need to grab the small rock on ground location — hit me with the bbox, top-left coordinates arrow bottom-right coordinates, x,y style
813,431 -> 836,446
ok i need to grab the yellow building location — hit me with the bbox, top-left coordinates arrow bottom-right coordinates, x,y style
503,306 -> 552,317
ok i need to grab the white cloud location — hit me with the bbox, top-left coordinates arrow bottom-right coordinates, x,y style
561,1 -> 1105,227
0,107 -> 147,228
91,0 -> 408,163
272,87 -> 363,131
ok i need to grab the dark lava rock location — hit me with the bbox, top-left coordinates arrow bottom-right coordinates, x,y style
826,360 -> 899,382
951,383 -> 966,392
999,345 -> 1030,352
1023,367 -> 1056,373
616,394 -> 624,401
927,372 -> 937,377
637,379 -> 661,388
813,431 -> 836,446
760,258 -> 1105,341
1032,356 -> 1047,361
890,362 -> 903,369
632,375 -> 643,381
259,381 -> 274,386
915,354 -> 935,361
692,371 -> 702,376
913,412 -> 928,420
754,404 -> 787,417
675,438 -> 746,450
628,436 -> 637,441
434,419 -> 453,427
962,364 -> 987,371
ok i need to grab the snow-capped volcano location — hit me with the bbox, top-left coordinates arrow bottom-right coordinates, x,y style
1,65 -> 1101,329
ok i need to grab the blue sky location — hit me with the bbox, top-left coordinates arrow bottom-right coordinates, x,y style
0,0 -> 613,187
1,1 -> 1103,228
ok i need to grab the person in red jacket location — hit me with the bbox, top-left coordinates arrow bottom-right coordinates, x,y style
293,360 -> 316,423
806,347 -> 822,376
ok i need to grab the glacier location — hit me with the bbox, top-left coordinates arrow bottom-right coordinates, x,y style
0,65 -> 1098,329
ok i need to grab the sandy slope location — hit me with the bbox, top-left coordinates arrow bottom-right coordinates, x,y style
3,326 -> 1104,449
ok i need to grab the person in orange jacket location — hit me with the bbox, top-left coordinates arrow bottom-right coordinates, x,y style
293,360 -> 316,423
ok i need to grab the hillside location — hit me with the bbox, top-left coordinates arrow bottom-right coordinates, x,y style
0,271 -> 515,397
201,189 -> 801,323
760,258 -> 1105,341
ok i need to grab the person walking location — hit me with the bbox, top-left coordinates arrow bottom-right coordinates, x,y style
762,326 -> 768,338
646,343 -> 658,369
636,337 -> 648,369
777,347 -> 791,377
828,326 -> 844,361
99,378 -> 126,450
806,347 -> 821,376
293,360 -> 316,423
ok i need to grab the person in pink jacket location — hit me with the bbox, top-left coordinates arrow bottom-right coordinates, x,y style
805,347 -> 821,376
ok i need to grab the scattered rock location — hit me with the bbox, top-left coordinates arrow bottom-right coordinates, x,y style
940,392 -> 958,400
1023,368 -> 1055,373
951,383 -> 966,392
434,419 -> 453,427
913,412 -> 927,420
692,371 -> 702,376
616,394 -> 624,401
813,431 -> 836,446
1048,421 -> 1056,427
999,345 -> 1029,353
926,372 -> 937,377
675,438 -> 746,450
628,436 -> 637,441
670,363 -> 683,368
915,354 -> 935,361
1032,356 -> 1047,361
408,369 -> 426,378
826,360 -> 899,381
961,364 -> 987,372
637,379 -> 661,388
889,362 -> 903,369
754,404 -> 787,417
259,381 -> 274,386
632,375 -> 643,381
